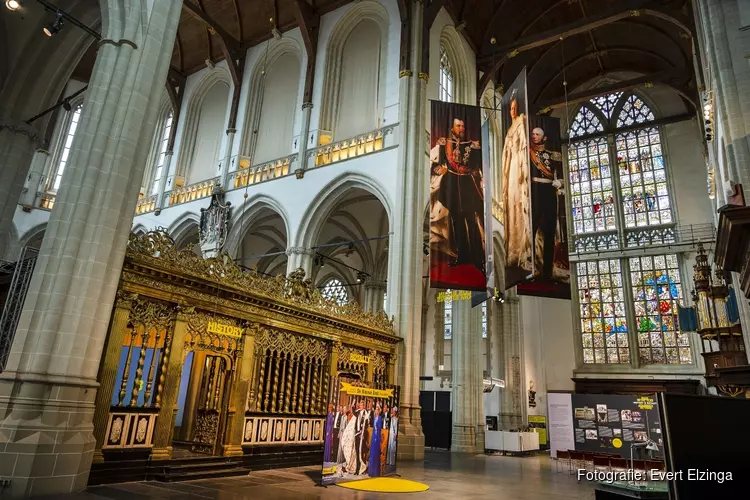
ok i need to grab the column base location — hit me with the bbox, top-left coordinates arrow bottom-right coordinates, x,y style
0,377 -> 97,497
151,446 -> 173,460
222,444 -> 244,457
451,424 -> 483,454
396,404 -> 425,461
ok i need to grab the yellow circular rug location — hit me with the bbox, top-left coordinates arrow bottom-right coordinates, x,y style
336,477 -> 429,493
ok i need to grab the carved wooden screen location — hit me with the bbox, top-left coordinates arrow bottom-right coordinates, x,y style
372,353 -> 388,389
336,345 -> 367,380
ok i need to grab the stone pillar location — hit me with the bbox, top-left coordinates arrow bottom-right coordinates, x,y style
286,247 -> 314,276
151,304 -> 191,460
700,0 -> 750,189
499,294 -> 523,430
0,2 -> 182,496
363,280 -> 387,312
0,120 -> 41,238
155,151 -> 174,212
451,300 -> 485,453
220,128 -> 236,189
389,0 -> 426,461
295,102 -> 314,176
19,149 -> 50,209
92,292 -> 138,463
223,324 -> 256,457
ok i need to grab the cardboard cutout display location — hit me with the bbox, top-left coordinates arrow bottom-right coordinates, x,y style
321,377 -> 400,485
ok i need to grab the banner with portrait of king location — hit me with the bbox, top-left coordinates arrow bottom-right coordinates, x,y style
501,68 -> 534,289
517,115 -> 571,299
429,101 -> 487,291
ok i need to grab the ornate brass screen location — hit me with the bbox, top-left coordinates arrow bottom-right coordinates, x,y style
93,230 -> 400,462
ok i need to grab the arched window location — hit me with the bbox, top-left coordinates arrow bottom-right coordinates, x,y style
568,92 -> 689,366
151,111 -> 173,195
52,104 -> 82,191
334,20 -> 382,139
321,278 -> 349,305
439,46 -> 453,103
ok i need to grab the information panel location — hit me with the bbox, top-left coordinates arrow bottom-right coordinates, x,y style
571,393 -> 662,458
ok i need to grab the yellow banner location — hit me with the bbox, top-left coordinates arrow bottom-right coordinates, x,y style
436,290 -> 473,303
349,353 -> 370,364
340,382 -> 393,398
207,321 -> 243,338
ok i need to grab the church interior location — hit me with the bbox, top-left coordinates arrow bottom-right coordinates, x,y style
1,0 -> 749,498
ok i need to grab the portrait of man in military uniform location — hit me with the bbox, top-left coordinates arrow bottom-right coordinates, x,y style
517,114 -> 570,299
429,101 -> 486,290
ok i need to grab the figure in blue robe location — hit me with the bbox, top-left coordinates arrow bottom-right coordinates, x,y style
324,404 -> 335,463
368,407 -> 383,477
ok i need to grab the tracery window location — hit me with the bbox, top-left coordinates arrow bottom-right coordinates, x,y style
438,46 -> 453,103
568,92 -> 691,366
52,104 -> 83,191
321,278 -> 348,305
151,111 -> 173,195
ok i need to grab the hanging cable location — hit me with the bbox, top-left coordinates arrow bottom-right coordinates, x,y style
238,35 -> 273,274
561,36 -> 572,149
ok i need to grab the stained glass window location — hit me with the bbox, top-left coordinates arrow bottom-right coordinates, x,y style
321,279 -> 348,305
439,46 -> 453,103
577,259 -> 629,364
151,111 -> 173,195
569,105 -> 604,138
568,137 -> 616,234
616,127 -> 671,227
629,254 -> 690,364
53,104 -> 83,191
617,94 -> 655,128
568,92 -> 689,367
591,92 -> 623,119
443,289 -> 453,340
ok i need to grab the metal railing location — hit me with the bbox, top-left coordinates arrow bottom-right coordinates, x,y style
0,247 -> 39,372
165,177 -> 220,208
227,154 -> 296,191
135,194 -> 158,215
305,124 -> 396,169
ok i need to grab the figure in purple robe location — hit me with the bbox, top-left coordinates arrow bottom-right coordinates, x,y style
324,404 -> 335,462
368,406 -> 383,477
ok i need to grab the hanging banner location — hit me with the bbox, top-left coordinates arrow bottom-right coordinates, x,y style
482,120 -> 495,294
502,68 -> 534,289
429,101 -> 487,290
321,377 -> 401,486
517,115 -> 571,299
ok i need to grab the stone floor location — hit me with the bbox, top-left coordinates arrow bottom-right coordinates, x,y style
53,450 -> 595,500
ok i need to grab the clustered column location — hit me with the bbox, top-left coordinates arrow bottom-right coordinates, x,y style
0,1 -> 183,496
499,293 -> 523,429
450,299 -> 485,453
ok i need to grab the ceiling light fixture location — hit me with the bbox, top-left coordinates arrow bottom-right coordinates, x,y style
43,11 -> 64,37
5,0 -> 21,11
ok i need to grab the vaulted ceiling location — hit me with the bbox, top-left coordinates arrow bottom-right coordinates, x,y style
442,0 -> 697,112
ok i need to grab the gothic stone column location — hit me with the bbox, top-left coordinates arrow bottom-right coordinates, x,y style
499,295 -> 523,429
0,120 -> 42,239
19,149 -> 50,209
286,247 -> 314,277
0,2 -> 182,496
451,299 -> 485,453
389,0 -> 426,461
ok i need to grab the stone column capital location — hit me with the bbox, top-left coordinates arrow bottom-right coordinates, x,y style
0,118 -> 43,147
285,246 -> 314,257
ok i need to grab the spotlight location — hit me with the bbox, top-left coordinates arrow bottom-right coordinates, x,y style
5,0 -> 21,11
423,243 -> 429,255
357,271 -> 367,283
62,100 -> 71,111
44,12 -> 64,37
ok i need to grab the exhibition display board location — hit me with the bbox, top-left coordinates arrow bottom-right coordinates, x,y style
548,393 -> 662,459
321,377 -> 400,486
